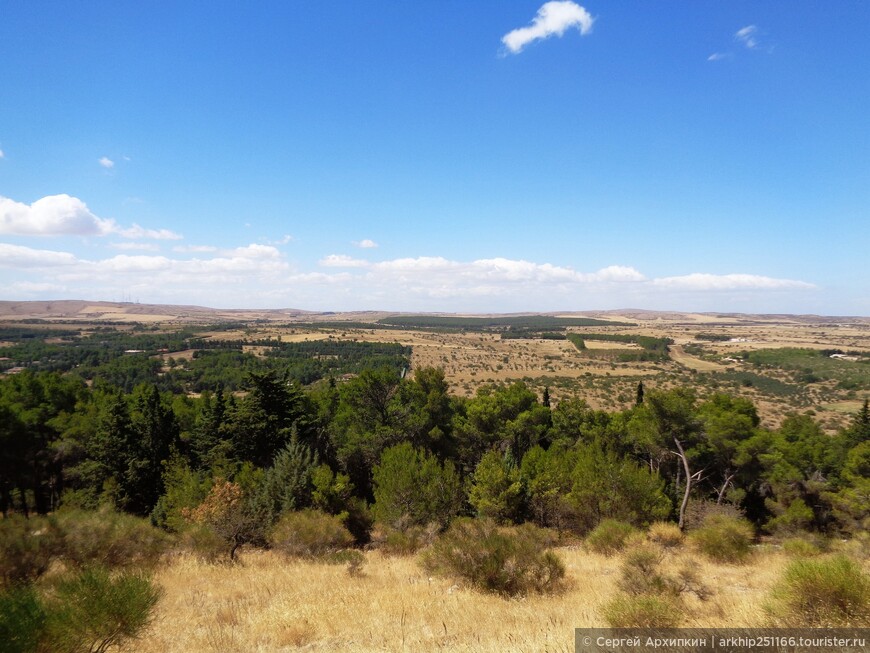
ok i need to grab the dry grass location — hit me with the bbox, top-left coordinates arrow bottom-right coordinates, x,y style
129,546 -> 791,653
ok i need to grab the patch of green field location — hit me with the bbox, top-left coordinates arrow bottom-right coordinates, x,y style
742,348 -> 870,390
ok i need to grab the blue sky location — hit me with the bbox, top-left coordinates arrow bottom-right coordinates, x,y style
1,2 -> 868,314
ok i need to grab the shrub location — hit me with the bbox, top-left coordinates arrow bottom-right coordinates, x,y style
322,549 -> 366,576
177,523 -> 227,564
585,519 -> 636,555
181,479 -> 266,561
782,536 -> 823,558
0,515 -> 62,587
689,515 -> 754,564
422,519 -> 564,597
369,522 -> 440,556
0,585 -> 46,653
268,509 -> 354,558
766,555 -> 870,627
54,508 -> 168,570
683,499 -> 744,531
601,594 -> 682,628
44,567 -> 162,653
618,544 -> 673,597
647,521 -> 683,549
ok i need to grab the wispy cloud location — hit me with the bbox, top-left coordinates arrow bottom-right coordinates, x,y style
652,273 -> 814,291
99,156 -> 115,169
0,193 -> 182,239
707,52 -> 731,62
110,242 -> 160,252
735,25 -> 759,49
501,1 -> 594,55
355,239 -> 378,249
320,254 -> 371,268
0,148 -> 5,159
173,245 -> 218,253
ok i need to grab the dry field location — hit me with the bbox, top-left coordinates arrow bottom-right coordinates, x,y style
129,547 -> 793,653
2,301 -> 868,429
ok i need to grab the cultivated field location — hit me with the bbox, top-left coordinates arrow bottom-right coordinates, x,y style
2,301 -> 869,430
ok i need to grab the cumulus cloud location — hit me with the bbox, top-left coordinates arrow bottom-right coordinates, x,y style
0,244 -> 817,312
1,194 -> 115,237
735,25 -> 759,49
652,273 -> 815,291
0,194 -> 181,239
99,156 -> 115,169
355,239 -> 378,249
502,1 -> 594,54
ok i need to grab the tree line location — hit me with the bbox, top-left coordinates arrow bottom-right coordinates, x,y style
2,364 -> 867,544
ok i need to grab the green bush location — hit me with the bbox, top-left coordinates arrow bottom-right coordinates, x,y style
422,518 -> 564,597
766,555 -> 870,627
45,567 -> 162,653
268,509 -> 354,558
782,536 -> 823,558
0,515 -> 62,587
585,519 -> 636,555
54,508 -> 168,570
0,585 -> 46,653
601,594 -> 682,628
689,515 -> 754,564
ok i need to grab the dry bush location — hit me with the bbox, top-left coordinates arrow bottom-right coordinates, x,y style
647,521 -> 683,548
766,555 -> 870,627
689,515 -> 754,564
422,518 -> 564,597
53,508 -> 168,570
368,521 -> 439,556
601,594 -> 683,628
268,509 -> 354,558
683,499 -> 744,531
585,519 -> 636,555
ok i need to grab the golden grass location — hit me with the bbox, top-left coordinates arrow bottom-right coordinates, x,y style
129,547 -> 791,653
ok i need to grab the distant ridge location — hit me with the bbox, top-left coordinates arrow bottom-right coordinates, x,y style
0,300 -> 867,325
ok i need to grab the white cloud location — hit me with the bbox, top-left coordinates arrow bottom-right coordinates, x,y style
707,52 -> 730,62
355,239 -> 378,249
652,273 -> 814,291
320,254 -> 371,268
99,156 -> 115,169
0,194 -> 116,236
110,242 -> 160,252
0,148 -> 5,159
0,243 -> 817,312
0,193 -> 181,240
113,223 -> 182,240
735,25 -> 759,49
0,243 -> 78,268
173,245 -> 218,253
502,1 -> 594,55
